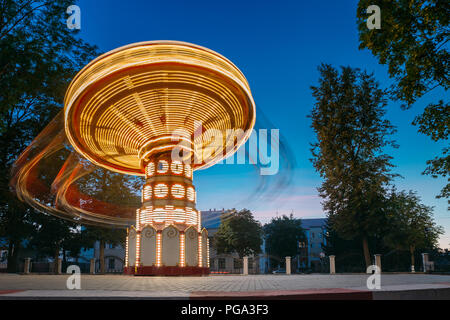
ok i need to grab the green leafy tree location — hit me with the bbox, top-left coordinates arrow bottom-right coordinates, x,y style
309,64 -> 397,268
77,168 -> 140,273
0,0 -> 98,271
263,214 -> 305,269
357,0 -> 449,199
384,189 -> 443,270
28,213 -> 78,273
213,209 -> 262,258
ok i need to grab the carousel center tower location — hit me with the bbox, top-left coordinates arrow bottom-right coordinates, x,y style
64,40 -> 256,275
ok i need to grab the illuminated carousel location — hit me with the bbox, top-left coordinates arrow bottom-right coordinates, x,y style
14,41 -> 256,275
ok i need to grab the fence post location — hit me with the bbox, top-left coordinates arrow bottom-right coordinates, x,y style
374,254 -> 382,273
422,253 -> 429,272
329,255 -> 336,274
286,256 -> 291,275
90,258 -> 96,274
24,258 -> 31,274
243,256 -> 248,275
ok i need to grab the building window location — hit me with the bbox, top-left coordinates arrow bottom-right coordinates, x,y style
218,258 -> 226,270
233,258 -> 242,269
210,259 -> 215,269
248,258 -> 253,269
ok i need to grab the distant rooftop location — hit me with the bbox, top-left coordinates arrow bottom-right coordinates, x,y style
201,210 -> 326,230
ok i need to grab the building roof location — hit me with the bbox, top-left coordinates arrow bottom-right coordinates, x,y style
201,211 -> 327,230
300,218 -> 327,229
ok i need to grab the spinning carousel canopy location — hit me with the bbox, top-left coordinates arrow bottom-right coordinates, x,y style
64,41 -> 256,176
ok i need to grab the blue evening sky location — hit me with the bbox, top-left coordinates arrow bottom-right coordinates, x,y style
77,0 -> 449,248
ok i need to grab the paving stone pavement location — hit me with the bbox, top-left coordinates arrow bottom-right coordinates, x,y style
1,273 -> 450,293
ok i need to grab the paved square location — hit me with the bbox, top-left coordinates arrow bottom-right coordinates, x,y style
1,273 -> 450,299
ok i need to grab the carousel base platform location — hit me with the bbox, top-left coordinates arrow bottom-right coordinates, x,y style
124,266 -> 210,276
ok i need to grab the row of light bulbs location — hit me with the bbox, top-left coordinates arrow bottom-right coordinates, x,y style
138,206 -> 199,226
142,183 -> 196,201
145,160 -> 193,178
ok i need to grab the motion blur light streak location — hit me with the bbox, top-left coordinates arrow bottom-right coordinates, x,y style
10,112 -> 138,227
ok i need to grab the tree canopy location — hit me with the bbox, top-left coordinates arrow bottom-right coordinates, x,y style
263,214 -> 305,267
384,189 -> 443,259
357,0 -> 449,200
412,100 -> 449,200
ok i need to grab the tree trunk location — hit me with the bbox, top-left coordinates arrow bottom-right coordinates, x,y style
6,240 -> 16,273
396,251 -> 400,270
8,240 -> 21,273
362,236 -> 371,270
99,239 -> 105,274
54,246 -> 60,274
